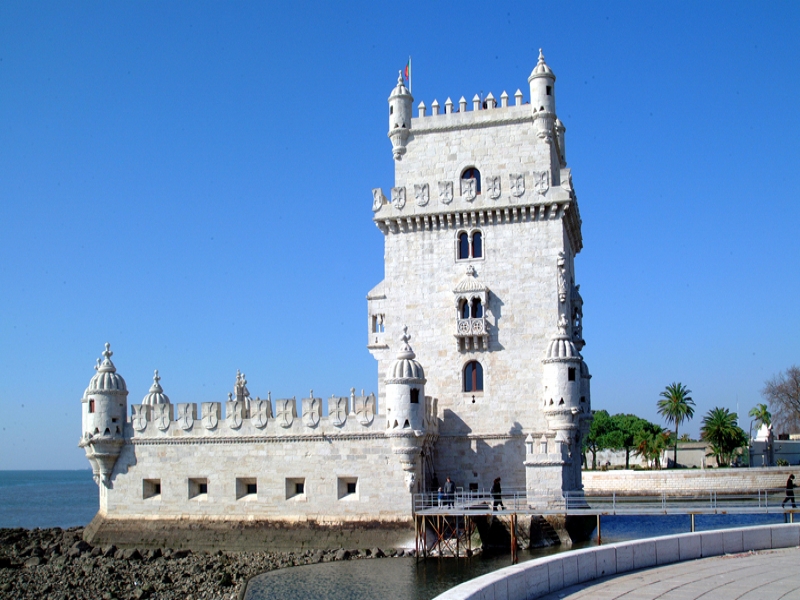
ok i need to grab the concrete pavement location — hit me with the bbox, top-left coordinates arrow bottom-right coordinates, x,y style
537,547 -> 800,600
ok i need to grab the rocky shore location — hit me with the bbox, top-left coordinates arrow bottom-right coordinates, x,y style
0,527 -> 412,599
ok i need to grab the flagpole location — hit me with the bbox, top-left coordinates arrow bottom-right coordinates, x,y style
409,55 -> 412,93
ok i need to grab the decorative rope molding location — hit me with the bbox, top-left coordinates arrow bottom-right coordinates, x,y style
131,433 -> 390,446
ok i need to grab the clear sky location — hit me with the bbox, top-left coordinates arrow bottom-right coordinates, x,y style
1,1 -> 798,469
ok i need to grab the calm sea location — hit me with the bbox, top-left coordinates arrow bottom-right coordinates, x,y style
0,470 -> 98,529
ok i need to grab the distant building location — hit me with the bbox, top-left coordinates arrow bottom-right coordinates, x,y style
79,52 -> 592,549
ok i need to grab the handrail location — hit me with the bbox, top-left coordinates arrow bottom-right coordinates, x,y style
412,488 -> 795,516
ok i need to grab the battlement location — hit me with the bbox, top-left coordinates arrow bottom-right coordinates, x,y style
128,391 -> 439,441
413,89 -> 529,127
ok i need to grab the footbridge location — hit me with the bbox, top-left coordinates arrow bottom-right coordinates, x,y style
412,489 -> 799,562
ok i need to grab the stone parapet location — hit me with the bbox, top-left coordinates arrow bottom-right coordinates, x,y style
582,467 -> 797,495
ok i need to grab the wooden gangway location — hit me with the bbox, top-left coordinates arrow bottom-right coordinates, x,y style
412,488 -> 800,562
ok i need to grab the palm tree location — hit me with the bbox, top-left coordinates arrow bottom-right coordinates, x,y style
748,403 -> 772,430
634,422 -> 671,469
700,407 -> 749,467
657,382 -> 695,468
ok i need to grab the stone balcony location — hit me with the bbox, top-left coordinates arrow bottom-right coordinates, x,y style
456,318 -> 489,351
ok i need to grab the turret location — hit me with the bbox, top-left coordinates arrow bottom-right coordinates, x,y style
384,326 -> 427,491
142,370 -> 170,405
79,343 -> 128,486
529,48 -> 556,116
541,316 -> 585,431
388,71 -> 413,160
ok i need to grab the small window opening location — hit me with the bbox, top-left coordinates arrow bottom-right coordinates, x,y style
88,399 -> 95,413
286,477 -> 306,499
558,398 -> 564,405
462,167 -> 482,194
568,368 -> 576,381
143,479 -> 161,499
338,477 -> 359,500
94,428 -> 100,434
471,298 -> 483,319
410,389 -> 419,404
111,418 -> 118,423
115,426 -> 120,434
580,396 -> 586,403
463,361 -> 484,392
468,482 -> 479,492
403,419 -> 410,429
189,478 -> 208,499
546,85 -> 552,96
390,106 -> 393,115
103,428 -> 110,435
458,232 -> 470,259
460,299 -> 470,319
199,483 -> 208,494
472,231 -> 482,258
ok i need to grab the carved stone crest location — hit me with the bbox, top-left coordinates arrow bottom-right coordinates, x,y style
354,393 -> 375,426
131,404 -> 149,432
533,171 -> 549,196
176,403 -> 195,430
438,181 -> 453,204
202,402 -> 220,430
276,398 -> 296,428
227,400 -> 245,429
461,178 -> 477,202
485,176 -> 501,199
331,396 -> 348,427
251,397 -> 272,429
302,393 -> 321,428
510,173 -> 525,197
372,188 -> 385,212
414,183 -> 429,207
154,403 -> 172,431
391,186 -> 406,209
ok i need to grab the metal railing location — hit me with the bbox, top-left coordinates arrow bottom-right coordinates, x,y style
413,488 -> 798,516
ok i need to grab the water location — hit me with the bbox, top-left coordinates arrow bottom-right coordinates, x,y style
244,513 -> 790,600
0,470 -> 98,529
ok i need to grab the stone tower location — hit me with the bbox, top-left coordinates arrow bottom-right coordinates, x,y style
369,51 -> 591,497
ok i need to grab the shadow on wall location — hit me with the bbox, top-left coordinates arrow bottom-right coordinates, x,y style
431,412 -> 526,492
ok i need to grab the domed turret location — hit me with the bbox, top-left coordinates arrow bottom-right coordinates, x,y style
529,49 -> 556,116
142,370 -> 170,405
388,71 -> 413,160
385,326 -> 426,432
542,317 -> 583,428
79,343 -> 128,486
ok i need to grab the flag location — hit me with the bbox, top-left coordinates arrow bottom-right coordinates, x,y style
404,60 -> 410,85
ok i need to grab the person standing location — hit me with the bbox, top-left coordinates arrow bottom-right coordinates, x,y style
491,477 -> 504,511
782,474 -> 796,509
443,477 -> 456,508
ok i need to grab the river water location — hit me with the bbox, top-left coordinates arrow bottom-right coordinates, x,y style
244,513 -> 787,600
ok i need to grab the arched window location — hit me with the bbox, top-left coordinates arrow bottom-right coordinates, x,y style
464,361 -> 484,392
462,167 -> 482,194
458,232 -> 470,259
459,299 -> 470,319
88,399 -> 95,413
472,231 -> 482,258
471,298 -> 483,319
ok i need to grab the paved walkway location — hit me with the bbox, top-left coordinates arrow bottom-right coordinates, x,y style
537,547 -> 800,600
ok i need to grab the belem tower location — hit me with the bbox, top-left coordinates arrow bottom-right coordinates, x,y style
79,51 -> 592,550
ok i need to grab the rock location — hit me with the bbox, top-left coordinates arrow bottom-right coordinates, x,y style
71,540 -> 92,553
0,583 -> 11,593
171,549 -> 192,559
0,556 -> 12,569
132,588 -> 150,599
334,549 -> 350,561
371,548 -> 385,558
121,548 -> 142,561
311,550 -> 324,563
24,556 -> 44,567
102,544 -> 117,558
219,571 -> 233,587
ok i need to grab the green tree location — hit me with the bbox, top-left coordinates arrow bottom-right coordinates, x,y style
700,407 -> 748,467
657,382 -> 695,468
633,422 -> 671,469
583,410 -> 613,470
606,414 -> 650,469
748,403 -> 772,430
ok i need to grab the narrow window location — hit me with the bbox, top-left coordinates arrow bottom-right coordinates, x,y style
546,85 -> 552,96
462,167 -> 482,194
464,361 -> 484,392
460,299 -> 470,319
471,298 -> 483,319
286,478 -> 306,499
189,478 -> 208,499
88,399 -> 95,413
338,477 -> 359,500
347,482 -> 357,494
199,483 -> 208,494
247,483 -> 257,494
390,106 -> 394,115
143,479 -> 161,499
471,231 -> 482,258
568,368 -> 576,381
410,389 -> 419,404
458,232 -> 470,259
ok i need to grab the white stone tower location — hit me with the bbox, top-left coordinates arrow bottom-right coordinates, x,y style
369,51 -> 591,498
79,343 -> 128,486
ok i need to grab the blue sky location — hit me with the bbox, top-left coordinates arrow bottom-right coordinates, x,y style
1,2 -> 798,469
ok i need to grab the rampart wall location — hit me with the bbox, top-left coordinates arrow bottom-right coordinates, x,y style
582,467 -> 797,495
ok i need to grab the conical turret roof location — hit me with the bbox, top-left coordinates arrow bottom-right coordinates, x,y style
85,343 -> 127,395
385,327 -> 426,382
142,370 -> 170,405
